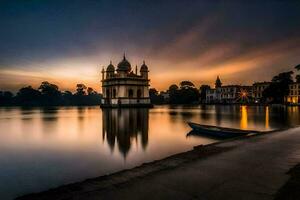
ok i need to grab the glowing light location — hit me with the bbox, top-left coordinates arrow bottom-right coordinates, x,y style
240,106 -> 248,130
265,106 -> 269,129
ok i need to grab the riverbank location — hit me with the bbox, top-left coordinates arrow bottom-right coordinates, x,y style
17,127 -> 300,200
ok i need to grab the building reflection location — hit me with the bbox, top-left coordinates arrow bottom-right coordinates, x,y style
240,106 -> 248,129
102,108 -> 149,157
265,106 -> 269,129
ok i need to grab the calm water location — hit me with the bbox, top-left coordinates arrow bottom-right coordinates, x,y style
0,105 -> 299,199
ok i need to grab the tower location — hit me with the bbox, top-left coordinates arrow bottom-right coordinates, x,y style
215,76 -> 222,88
140,61 -> 148,79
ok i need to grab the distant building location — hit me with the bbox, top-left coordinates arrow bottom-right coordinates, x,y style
285,82 -> 300,105
206,77 -> 252,103
252,82 -> 271,102
206,88 -> 217,103
101,55 -> 152,107
219,85 -> 241,103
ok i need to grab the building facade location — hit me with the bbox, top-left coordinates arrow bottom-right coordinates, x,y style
252,82 -> 270,102
101,55 -> 152,107
205,77 -> 252,103
285,82 -> 300,105
219,85 -> 241,103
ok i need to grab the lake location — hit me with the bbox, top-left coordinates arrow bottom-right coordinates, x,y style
0,105 -> 299,199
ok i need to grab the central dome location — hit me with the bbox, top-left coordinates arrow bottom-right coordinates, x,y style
117,55 -> 131,72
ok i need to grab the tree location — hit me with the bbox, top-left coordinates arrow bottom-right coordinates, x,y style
215,76 -> 222,88
178,86 -> 199,104
168,82 -> 199,104
149,88 -> 164,104
295,64 -> 300,83
87,87 -> 96,95
0,91 -> 14,106
75,84 -> 87,96
38,81 -> 62,105
263,71 -> 293,103
169,84 -> 178,92
86,87 -> 102,105
62,91 -> 73,105
15,86 -> 41,106
168,84 -> 179,104
179,81 -> 195,89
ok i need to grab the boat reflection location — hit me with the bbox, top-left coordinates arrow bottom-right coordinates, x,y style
102,108 -> 149,157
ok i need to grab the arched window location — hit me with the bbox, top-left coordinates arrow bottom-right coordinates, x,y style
128,89 -> 134,98
137,89 -> 142,98
113,89 -> 116,98
106,89 -> 110,98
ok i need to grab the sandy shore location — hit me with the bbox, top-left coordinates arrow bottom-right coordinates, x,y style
17,127 -> 300,200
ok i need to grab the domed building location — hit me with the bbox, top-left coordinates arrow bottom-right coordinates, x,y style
101,55 -> 152,107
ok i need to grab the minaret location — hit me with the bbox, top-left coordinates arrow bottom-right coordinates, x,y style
101,66 -> 105,81
140,60 -> 149,79
135,65 -> 138,75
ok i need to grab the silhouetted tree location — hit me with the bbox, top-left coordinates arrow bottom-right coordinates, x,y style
75,84 -> 87,96
263,71 -> 293,103
86,87 -> 102,105
168,82 -> 199,104
15,86 -> 41,106
179,81 -> 195,89
87,87 -> 96,95
178,86 -> 199,104
169,84 -> 179,91
295,64 -> 300,83
0,82 -> 102,107
0,91 -> 14,106
38,81 -> 62,105
149,88 -> 164,104
62,91 -> 73,105
168,84 -> 179,104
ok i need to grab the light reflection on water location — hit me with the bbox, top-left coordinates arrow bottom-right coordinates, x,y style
0,105 -> 299,199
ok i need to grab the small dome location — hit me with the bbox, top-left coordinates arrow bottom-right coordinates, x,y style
140,60 -> 148,72
117,55 -> 131,72
106,61 -> 115,72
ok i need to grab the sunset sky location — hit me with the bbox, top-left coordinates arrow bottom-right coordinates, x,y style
0,0 -> 300,93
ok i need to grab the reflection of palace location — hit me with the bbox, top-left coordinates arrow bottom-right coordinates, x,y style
102,108 -> 149,157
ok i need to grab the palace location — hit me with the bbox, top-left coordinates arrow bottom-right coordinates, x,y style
101,55 -> 152,108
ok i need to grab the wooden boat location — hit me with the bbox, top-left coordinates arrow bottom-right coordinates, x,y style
188,122 -> 260,139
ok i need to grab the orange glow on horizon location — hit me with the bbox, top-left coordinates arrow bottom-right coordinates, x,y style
0,36 -> 300,93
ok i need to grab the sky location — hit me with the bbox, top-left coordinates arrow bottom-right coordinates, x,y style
0,0 -> 300,93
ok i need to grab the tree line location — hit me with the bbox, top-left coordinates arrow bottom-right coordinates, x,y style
0,81 -> 102,106
150,81 -> 200,104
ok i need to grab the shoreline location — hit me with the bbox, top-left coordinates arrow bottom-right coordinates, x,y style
16,127 -> 298,200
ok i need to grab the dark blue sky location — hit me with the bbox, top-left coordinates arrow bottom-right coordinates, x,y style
0,0 -> 300,91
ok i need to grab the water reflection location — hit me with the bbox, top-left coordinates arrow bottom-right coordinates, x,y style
1,105 -> 300,200
240,106 -> 248,129
265,106 -> 269,129
102,108 -> 149,157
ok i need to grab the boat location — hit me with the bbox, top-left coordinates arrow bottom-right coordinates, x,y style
187,122 -> 260,139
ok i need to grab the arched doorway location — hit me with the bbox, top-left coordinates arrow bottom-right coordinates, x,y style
113,89 -> 116,98
137,89 -> 142,98
128,89 -> 134,98
106,89 -> 110,98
